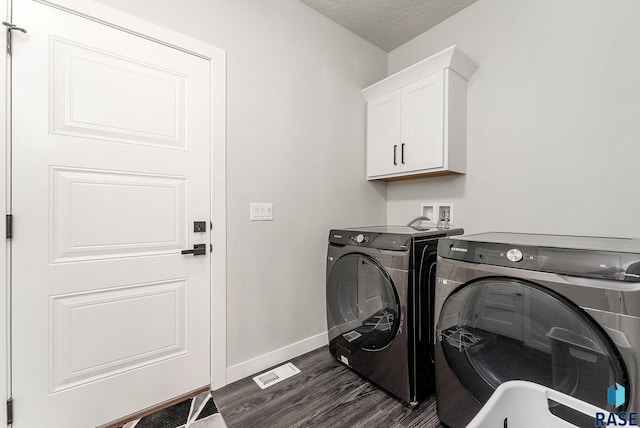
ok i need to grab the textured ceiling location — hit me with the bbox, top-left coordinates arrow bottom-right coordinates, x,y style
299,0 -> 478,52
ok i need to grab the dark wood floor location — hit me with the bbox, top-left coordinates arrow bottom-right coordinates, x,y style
213,346 -> 443,428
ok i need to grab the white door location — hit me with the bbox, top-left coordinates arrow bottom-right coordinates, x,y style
366,90 -> 401,178
401,71 -> 444,173
11,1 -> 212,426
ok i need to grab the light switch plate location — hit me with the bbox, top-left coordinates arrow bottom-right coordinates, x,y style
250,203 -> 273,221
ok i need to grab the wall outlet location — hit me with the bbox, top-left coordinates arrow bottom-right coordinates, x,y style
250,203 -> 273,221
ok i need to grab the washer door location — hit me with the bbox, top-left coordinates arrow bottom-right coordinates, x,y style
438,278 -> 628,416
327,253 -> 400,351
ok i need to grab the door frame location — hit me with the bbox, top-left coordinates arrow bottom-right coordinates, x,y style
2,0 -> 9,424
1,1 -> 228,420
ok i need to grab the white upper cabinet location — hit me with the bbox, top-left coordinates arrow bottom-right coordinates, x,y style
367,90 -> 401,177
362,46 -> 478,181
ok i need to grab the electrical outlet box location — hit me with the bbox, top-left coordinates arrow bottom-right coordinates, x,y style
437,203 -> 454,226
420,204 -> 437,225
420,202 -> 455,227
250,203 -> 273,221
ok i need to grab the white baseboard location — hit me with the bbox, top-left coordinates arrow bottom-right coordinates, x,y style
223,331 -> 328,386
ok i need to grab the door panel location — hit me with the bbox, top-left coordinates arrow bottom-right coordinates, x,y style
367,91 -> 401,177
50,278 -> 188,393
50,37 -> 188,149
11,1 -> 211,426
50,167 -> 188,262
401,72 -> 444,173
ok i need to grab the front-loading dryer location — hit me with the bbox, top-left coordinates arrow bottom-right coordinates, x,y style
326,225 -> 463,405
434,232 -> 640,427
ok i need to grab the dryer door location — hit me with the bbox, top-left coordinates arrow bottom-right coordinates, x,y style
438,278 -> 628,422
327,253 -> 400,351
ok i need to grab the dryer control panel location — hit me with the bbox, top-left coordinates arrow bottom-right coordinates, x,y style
439,234 -> 640,282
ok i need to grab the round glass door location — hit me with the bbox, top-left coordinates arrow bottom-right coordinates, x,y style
438,278 -> 628,417
327,253 -> 399,351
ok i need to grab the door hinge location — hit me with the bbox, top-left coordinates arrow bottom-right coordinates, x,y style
2,21 -> 27,55
6,214 -> 12,240
6,398 -> 13,425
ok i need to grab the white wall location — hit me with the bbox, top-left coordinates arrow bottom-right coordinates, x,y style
387,0 -> 640,238
92,0 -> 388,380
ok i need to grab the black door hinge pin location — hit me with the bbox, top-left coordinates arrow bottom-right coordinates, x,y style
7,398 -> 13,425
6,214 -> 13,240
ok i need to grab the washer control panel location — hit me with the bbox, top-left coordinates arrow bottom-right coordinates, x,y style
352,233 -> 368,244
328,229 -> 411,251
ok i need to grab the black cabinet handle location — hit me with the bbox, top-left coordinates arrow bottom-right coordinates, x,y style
393,145 -> 397,165
401,143 -> 405,164
181,243 -> 206,256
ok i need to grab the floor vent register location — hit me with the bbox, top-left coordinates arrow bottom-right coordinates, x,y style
252,362 -> 301,389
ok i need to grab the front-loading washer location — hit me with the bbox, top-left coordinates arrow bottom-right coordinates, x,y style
434,232 -> 640,427
326,225 -> 463,405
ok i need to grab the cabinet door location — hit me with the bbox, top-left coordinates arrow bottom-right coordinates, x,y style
400,71 -> 444,173
367,90 -> 401,177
